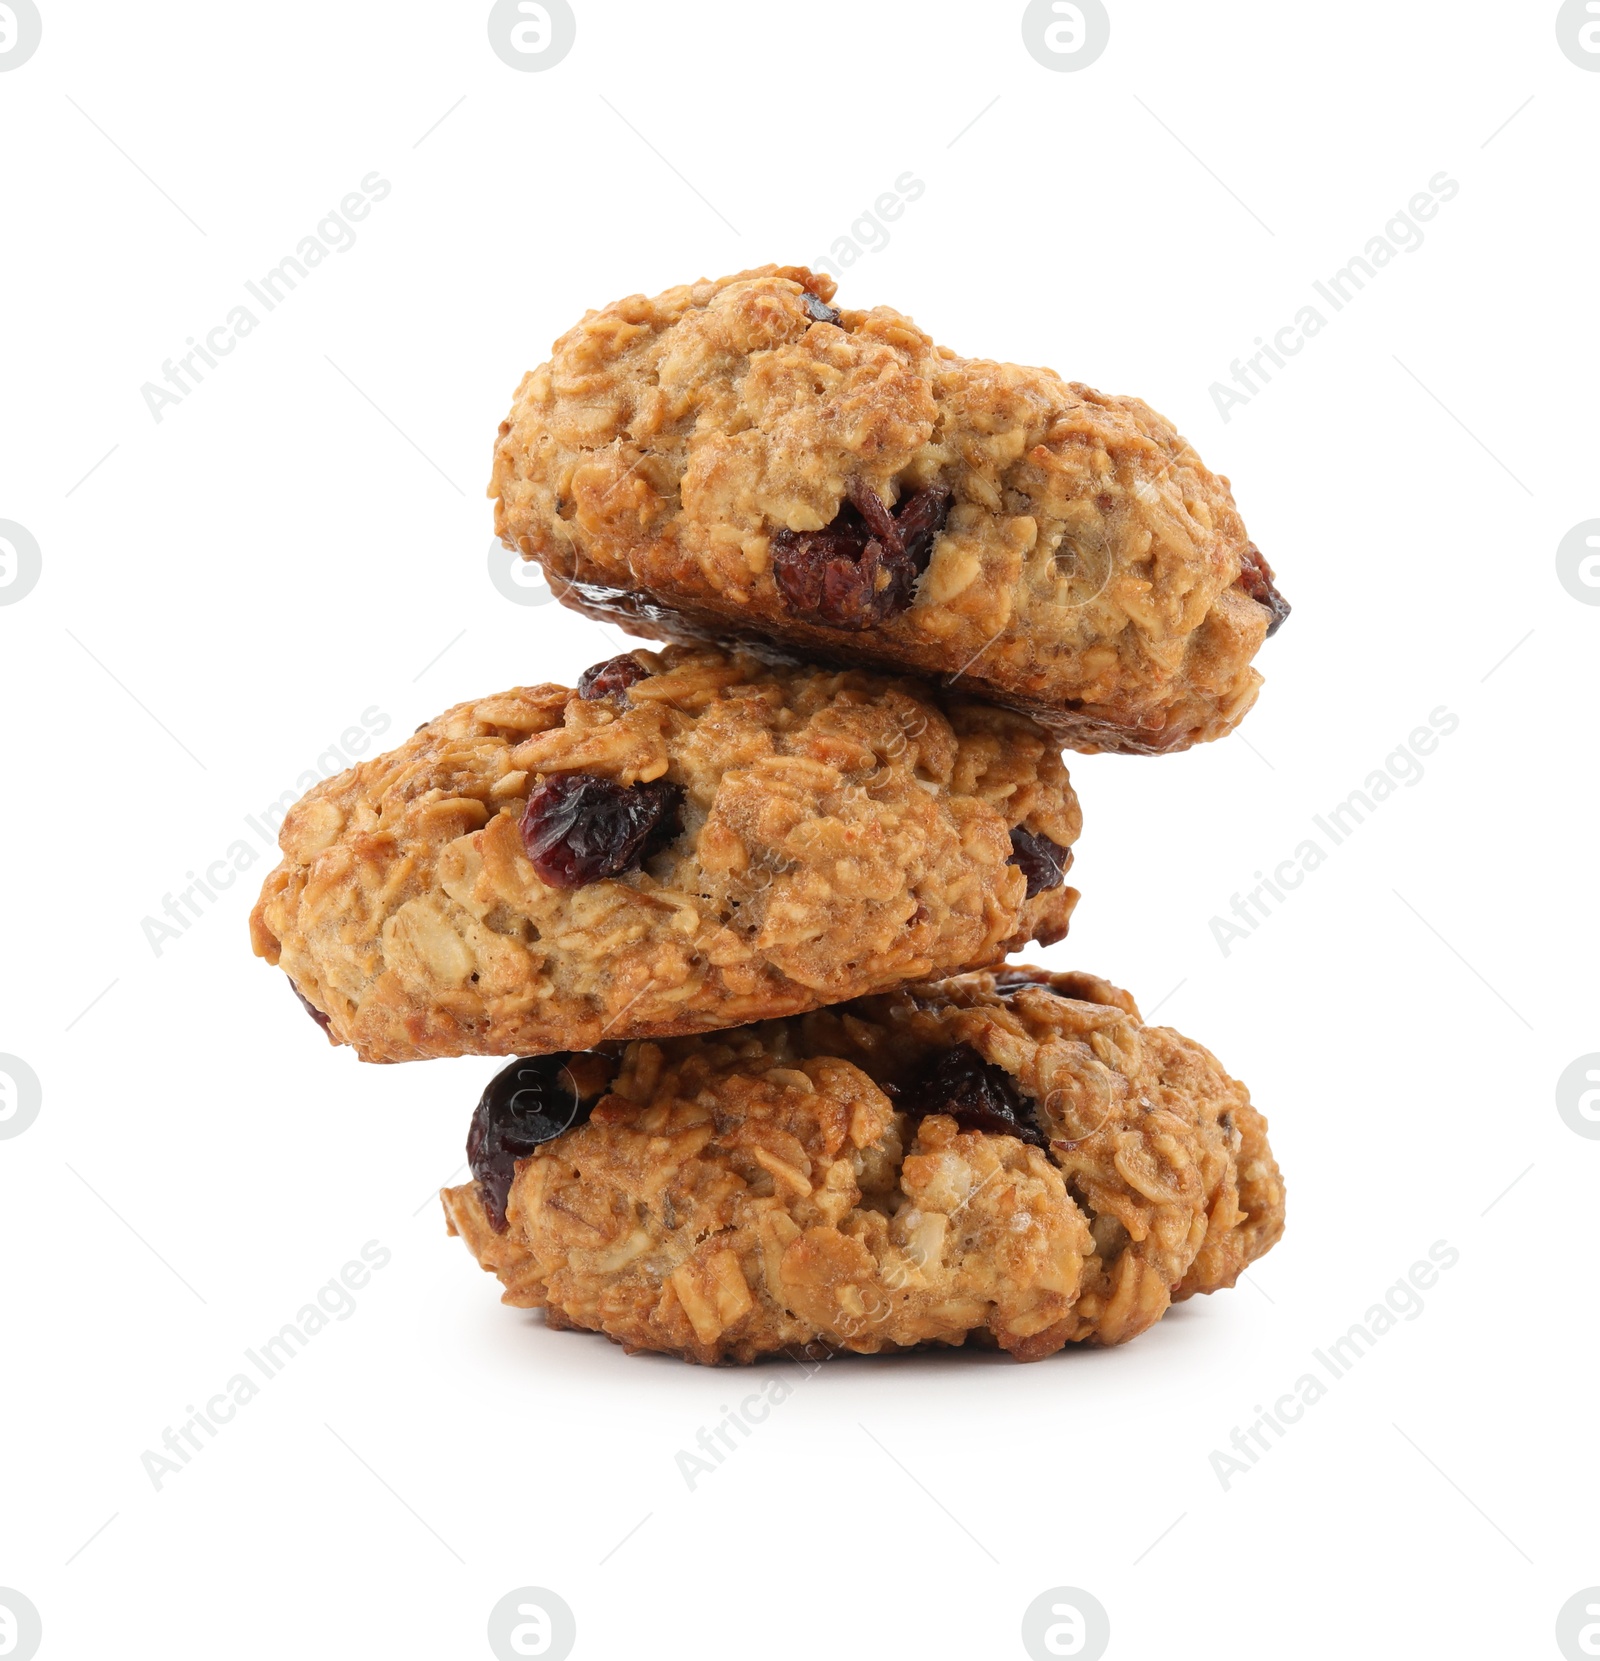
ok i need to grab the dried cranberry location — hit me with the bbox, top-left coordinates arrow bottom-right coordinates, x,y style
902,1045 -> 1045,1147
469,1052 -> 615,1231
771,481 -> 952,630
1236,543 -> 1291,637
1008,828 -> 1072,898
577,654 -> 649,701
519,772 -> 683,889
800,291 -> 841,326
291,983 -> 332,1033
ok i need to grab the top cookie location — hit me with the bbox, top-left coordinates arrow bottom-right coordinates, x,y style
492,264 -> 1288,755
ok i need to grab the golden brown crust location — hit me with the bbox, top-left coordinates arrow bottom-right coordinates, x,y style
441,967 -> 1284,1363
491,265 -> 1277,755
250,647 -> 1080,1063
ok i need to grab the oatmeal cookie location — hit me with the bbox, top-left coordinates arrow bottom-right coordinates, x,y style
441,966 -> 1284,1363
249,646 -> 1080,1063
491,265 -> 1287,755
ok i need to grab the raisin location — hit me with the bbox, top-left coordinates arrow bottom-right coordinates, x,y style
771,481 -> 952,630
468,1052 -> 616,1231
772,515 -> 902,628
577,654 -> 649,701
902,1045 -> 1045,1147
993,968 -> 1053,994
1236,542 -> 1291,637
800,291 -> 842,326
891,484 -> 953,570
846,476 -> 901,544
519,773 -> 683,889
1008,827 -> 1072,898
291,983 -> 332,1033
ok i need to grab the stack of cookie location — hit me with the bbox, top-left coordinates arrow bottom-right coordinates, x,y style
250,266 -> 1288,1365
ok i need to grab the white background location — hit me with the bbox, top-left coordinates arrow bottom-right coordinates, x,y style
2,3 -> 1596,1657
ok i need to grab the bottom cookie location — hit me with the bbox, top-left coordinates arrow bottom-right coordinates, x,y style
441,968 -> 1285,1364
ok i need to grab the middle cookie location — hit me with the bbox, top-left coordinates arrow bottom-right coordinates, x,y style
250,644 -> 1081,1061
